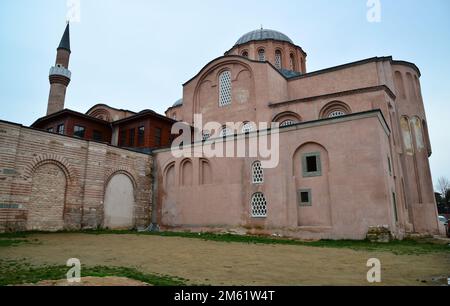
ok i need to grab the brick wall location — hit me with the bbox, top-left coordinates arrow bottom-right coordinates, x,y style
0,120 -> 153,232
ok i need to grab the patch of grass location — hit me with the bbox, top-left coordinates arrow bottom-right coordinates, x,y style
130,231 -> 450,255
0,232 -> 30,248
0,239 -> 28,247
300,239 -> 450,255
0,232 -> 29,239
0,259 -> 187,286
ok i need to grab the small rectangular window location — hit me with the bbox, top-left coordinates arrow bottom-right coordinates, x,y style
73,125 -> 85,138
306,156 -> 318,172
47,127 -> 54,133
57,124 -> 65,134
129,128 -> 135,146
302,153 -> 322,177
138,126 -> 145,146
120,129 -> 126,146
93,130 -> 103,142
155,128 -> 162,146
298,189 -> 312,206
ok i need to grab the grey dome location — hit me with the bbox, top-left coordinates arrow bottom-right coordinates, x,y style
172,98 -> 183,107
235,29 -> 293,46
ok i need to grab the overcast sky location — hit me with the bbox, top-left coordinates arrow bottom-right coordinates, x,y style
0,0 -> 449,185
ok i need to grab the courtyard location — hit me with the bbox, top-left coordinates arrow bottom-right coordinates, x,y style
0,231 -> 449,286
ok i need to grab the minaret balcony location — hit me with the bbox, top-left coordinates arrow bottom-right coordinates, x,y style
49,66 -> 72,79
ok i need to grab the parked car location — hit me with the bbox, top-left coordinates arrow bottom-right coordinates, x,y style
439,215 -> 449,237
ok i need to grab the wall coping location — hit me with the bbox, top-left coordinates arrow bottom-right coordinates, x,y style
269,85 -> 396,107
0,119 -> 152,157
153,109 -> 391,154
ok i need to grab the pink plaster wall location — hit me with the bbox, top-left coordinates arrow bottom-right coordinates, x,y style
155,113 -> 418,239
160,53 -> 440,239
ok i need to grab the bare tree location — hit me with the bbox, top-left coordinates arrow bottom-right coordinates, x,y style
437,177 -> 450,198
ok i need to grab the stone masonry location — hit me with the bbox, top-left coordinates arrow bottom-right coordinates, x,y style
0,120 -> 153,232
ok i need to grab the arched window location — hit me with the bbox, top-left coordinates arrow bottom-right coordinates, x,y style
400,116 -> 414,155
289,53 -> 296,70
242,122 -> 254,134
219,70 -> 232,107
252,161 -> 264,184
275,50 -> 282,69
273,112 -> 301,127
202,130 -> 211,141
411,116 -> 425,150
258,49 -> 266,62
241,51 -> 249,58
251,193 -> 268,218
280,120 -> 295,127
319,101 -> 351,119
328,110 -> 347,118
220,126 -> 232,137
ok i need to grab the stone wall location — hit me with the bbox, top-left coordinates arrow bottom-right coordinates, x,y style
0,120 -> 153,232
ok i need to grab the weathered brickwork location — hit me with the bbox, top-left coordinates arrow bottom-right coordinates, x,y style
0,120 -> 153,232
28,163 -> 67,231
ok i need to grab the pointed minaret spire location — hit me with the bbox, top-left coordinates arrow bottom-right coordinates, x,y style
58,22 -> 71,53
47,24 -> 72,115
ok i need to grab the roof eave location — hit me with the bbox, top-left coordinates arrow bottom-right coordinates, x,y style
31,109 -> 110,127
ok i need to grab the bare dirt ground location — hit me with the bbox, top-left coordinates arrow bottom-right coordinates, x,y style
1,233 -> 449,286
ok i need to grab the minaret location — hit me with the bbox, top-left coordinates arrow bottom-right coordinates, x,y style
47,23 -> 72,115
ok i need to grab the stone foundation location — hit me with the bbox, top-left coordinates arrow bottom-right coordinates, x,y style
366,225 -> 393,243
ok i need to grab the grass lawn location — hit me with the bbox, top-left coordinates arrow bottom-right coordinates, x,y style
0,259 -> 187,286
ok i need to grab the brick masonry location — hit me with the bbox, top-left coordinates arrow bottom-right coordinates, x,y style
0,120 -> 153,232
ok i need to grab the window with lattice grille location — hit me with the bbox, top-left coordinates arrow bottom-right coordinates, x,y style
242,122 -> 254,134
251,193 -> 267,218
202,131 -> 211,141
220,126 -> 232,137
258,49 -> 266,62
219,71 -> 232,107
275,51 -> 282,69
252,161 -> 264,184
328,110 -> 346,118
280,120 -> 295,127
242,51 -> 249,58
